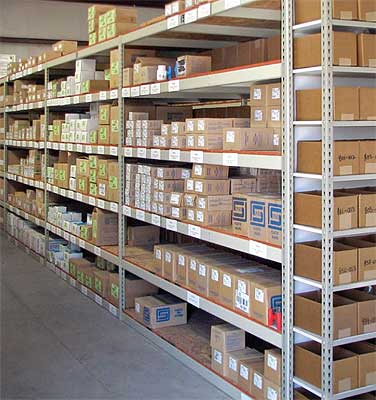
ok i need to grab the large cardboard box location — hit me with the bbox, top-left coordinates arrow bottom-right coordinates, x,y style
264,348 -> 282,385
343,342 -> 376,388
358,34 -> 376,67
210,324 -> 245,353
294,291 -> 358,338
295,342 -> 358,393
223,127 -> 280,151
294,32 -> 357,68
134,294 -> 187,329
224,348 -> 263,384
358,0 -> 376,21
92,208 -> 118,246
297,140 -> 360,176
359,140 -> 376,174
69,258 -> 92,279
294,191 -> 358,230
360,87 -> 376,120
238,358 -> 264,394
108,272 -> 119,306
340,289 -> 376,334
295,241 -> 357,285
250,363 -> 265,400
249,84 -> 267,107
124,274 -> 158,309
294,0 -> 358,24
296,87 -> 359,121
211,347 -> 226,376
250,106 -> 267,128
93,269 -> 110,298
176,55 -> 211,78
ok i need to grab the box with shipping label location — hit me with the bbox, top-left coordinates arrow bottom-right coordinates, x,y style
264,349 -> 282,385
93,269 -> 110,298
359,87 -> 376,120
210,324 -> 245,353
224,348 -> 263,384
238,358 -> 264,394
359,140 -> 376,174
92,208 -> 118,246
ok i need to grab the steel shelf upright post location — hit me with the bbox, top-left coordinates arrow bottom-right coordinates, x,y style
43,66 -> 50,265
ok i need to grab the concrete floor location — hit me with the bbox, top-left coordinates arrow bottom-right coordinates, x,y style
0,232 -> 230,400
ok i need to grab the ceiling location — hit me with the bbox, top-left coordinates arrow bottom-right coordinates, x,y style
46,0 -> 168,8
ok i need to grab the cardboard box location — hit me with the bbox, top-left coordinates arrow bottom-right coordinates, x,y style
358,34 -> 376,67
295,342 -> 358,393
196,195 -> 232,211
77,264 -> 94,289
358,0 -> 376,21
340,289 -> 376,334
134,294 -> 187,329
210,324 -> 245,353
297,140 -> 360,176
195,209 -> 232,227
358,188 -> 376,228
232,193 -> 252,237
124,274 -> 158,309
359,140 -> 376,174
250,85 -> 267,107
223,127 -> 280,151
99,104 -> 110,124
93,269 -> 109,298
189,179 -> 230,195
176,55 -> 211,78
296,87 -> 360,121
238,358 -> 264,394
294,191 -> 358,230
224,348 -> 263,384
250,106 -> 267,128
339,237 -> 376,281
264,349 -> 282,385
77,176 -> 89,195
191,164 -> 228,179
266,83 -> 281,106
264,378 -> 281,400
295,291 -> 358,338
343,342 -> 376,388
81,80 -> 109,94
211,348 -> 226,376
251,363 -> 265,399
106,22 -> 138,40
294,0 -> 358,24
295,240 -> 357,285
108,272 -> 119,306
52,40 -> 77,55
360,87 -> 376,120
69,258 -> 92,279
98,125 -> 110,145
92,208 -> 118,246
266,106 -> 281,128
294,32 -> 357,68
105,7 -> 137,25
195,133 -> 223,150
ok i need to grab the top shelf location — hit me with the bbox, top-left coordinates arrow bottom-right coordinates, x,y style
1,0 -> 281,84
293,18 -> 376,33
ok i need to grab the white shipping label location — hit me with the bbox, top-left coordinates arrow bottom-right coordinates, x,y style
223,274 -> 232,287
267,354 -> 278,371
151,214 -> 161,226
196,211 -> 203,222
190,260 -> 197,271
193,164 -> 203,176
165,251 -> 172,263
226,131 -> 235,143
253,88 -> 262,100
238,279 -> 246,294
198,198 -> 206,209
178,255 -> 185,266
214,350 -> 222,364
187,136 -> 194,147
271,109 -> 280,121
267,387 -> 277,400
198,264 -> 206,277
272,87 -> 280,100
150,83 -> 161,95
253,373 -> 263,389
211,269 -> 219,282
194,181 -> 203,193
135,302 -> 140,313
229,356 -> 237,371
168,80 -> 180,92
156,249 -> 162,260
197,120 -> 205,131
240,365 -> 249,380
190,151 -> 203,163
254,109 -> 263,121
197,136 -> 205,147
254,287 -> 265,303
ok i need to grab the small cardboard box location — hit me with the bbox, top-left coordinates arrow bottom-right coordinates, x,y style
339,237 -> 376,281
296,87 -> 359,121
294,0 -> 358,24
238,358 -> 264,394
263,378 -> 281,400
81,80 -> 109,94
360,87 -> 376,120
92,208 -> 118,246
343,342 -> 376,388
210,324 -> 245,353
98,125 -> 110,145
124,274 -> 158,309
107,22 -> 138,40
77,176 -> 89,195
134,293 -> 187,329
297,140 -> 360,176
295,240 -> 358,285
93,269 -> 109,298
232,193 -> 252,237
69,258 -> 92,279
264,348 -> 282,385
99,104 -> 110,124
251,363 -> 265,399
224,348 -> 263,384
340,289 -> 376,334
295,342 -> 358,393
176,55 -> 211,78
195,209 -> 232,227
294,31 -> 357,68
359,140 -> 376,174
266,106 -> 281,128
196,195 -> 232,211
192,179 -> 230,195
294,291 -> 358,338
250,106 -> 267,128
191,164 -> 229,179
108,272 -> 119,306
358,33 -> 376,67
249,85 -> 267,107
266,83 -> 281,106
123,67 -> 133,86
358,188 -> 376,228
294,191 -> 358,230
211,348 -> 226,376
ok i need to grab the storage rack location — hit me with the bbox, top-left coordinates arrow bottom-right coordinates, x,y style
0,0 -> 375,398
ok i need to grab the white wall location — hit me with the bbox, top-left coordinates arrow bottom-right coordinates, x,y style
0,0 -> 162,59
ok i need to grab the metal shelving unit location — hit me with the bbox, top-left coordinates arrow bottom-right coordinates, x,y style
2,0 -> 375,398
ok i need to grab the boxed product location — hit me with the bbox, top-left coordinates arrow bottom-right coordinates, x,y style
358,33 -> 376,67
223,127 -> 280,151
210,324 -> 245,352
294,0 -> 358,23
294,190 -> 358,230
238,358 -> 264,394
176,55 -> 211,77
296,87 -> 359,121
295,342 -> 358,393
359,140 -> 376,174
294,291 -> 358,338
108,272 -> 119,306
294,241 -> 358,285
294,32 -> 357,68
359,87 -> 376,120
93,269 -> 110,298
297,140 -> 360,176
191,164 -> 228,179
264,348 -> 282,385
124,274 -> 159,308
92,208 -> 118,246
134,293 -> 187,329
224,348 -> 263,384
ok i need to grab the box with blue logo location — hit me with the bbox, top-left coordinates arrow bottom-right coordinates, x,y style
134,293 -> 187,329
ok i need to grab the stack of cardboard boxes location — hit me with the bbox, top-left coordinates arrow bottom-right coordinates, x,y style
7,149 -> 44,181
5,80 -> 45,106
88,5 -> 137,46
7,185 -> 45,220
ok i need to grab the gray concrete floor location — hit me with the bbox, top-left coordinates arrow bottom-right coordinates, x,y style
0,232 -> 230,400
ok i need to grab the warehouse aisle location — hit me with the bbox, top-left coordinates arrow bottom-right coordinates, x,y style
0,232 -> 229,400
